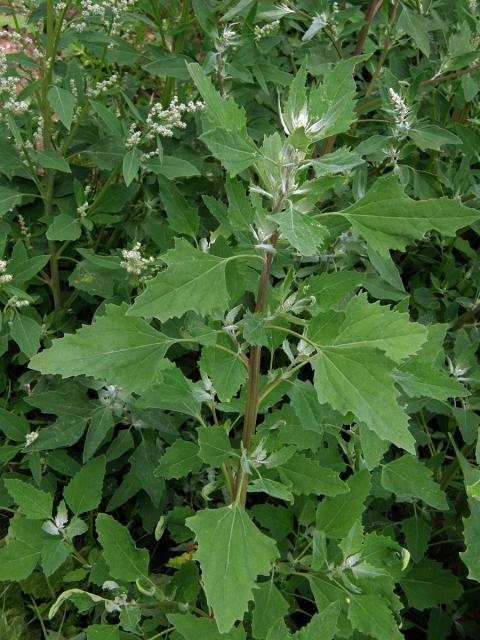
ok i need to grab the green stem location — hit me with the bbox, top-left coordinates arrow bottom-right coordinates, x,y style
43,0 -> 62,310
162,0 -> 191,106
235,230 -> 280,506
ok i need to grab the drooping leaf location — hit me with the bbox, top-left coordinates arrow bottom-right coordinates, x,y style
30,304 -> 174,394
197,426 -> 234,467
186,504 -> 279,633
200,341 -> 247,401
96,513 -> 150,582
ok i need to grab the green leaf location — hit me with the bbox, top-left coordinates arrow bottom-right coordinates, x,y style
158,175 -> 199,236
96,513 -> 150,582
335,175 -> 479,257
122,147 -> 141,186
273,208 -> 328,255
155,440 -> 202,479
460,498 -> 480,582
5,478 -> 53,519
0,185 -> 22,217
397,5 -> 431,56
46,213 -> 82,241
34,149 -> 71,173
138,365 -> 203,418
295,601 -> 340,640
86,625 -> 120,640
41,538 -> 71,576
316,470 -> 371,539
313,346 -> 414,452
311,148 -> 364,176
167,613 -> 245,640
47,86 -> 77,130
399,559 -> 462,609
128,239 -> 232,321
200,342 -> 247,401
0,519 -> 44,581
401,516 -> 431,564
0,408 -> 30,441
278,453 -> 348,496
381,455 -> 448,510
200,128 -> 258,176
187,63 -> 246,131
63,456 -> 106,515
10,313 -> 42,358
30,304 -> 174,394
248,477 -> 293,503
197,426 -> 234,467
332,293 -> 426,363
186,504 -> 279,633
348,594 -> 403,640
252,582 -> 289,639
409,125 -> 461,151
299,271 -> 363,313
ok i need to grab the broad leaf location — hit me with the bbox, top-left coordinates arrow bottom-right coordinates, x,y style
252,582 -> 289,639
186,504 -> 279,633
381,455 -> 448,510
47,86 -> 76,129
333,175 -> 479,257
30,304 -> 174,394
96,513 -> 150,582
200,128 -> 258,176
155,440 -> 202,479
197,427 -> 234,467
348,594 -> 403,640
63,456 -> 106,515
273,208 -> 328,255
399,559 -> 462,609
0,186 -> 22,217
316,470 -> 371,538
5,478 -> 53,520
128,240 -> 232,321
278,453 -> 348,496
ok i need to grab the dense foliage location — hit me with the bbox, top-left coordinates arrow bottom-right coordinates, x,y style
0,0 -> 480,638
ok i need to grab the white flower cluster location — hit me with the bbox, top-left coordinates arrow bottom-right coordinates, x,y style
42,503 -> 68,536
87,73 -> 118,98
2,30 -> 42,59
77,184 -> 91,217
0,52 -> 29,116
0,260 -> 12,284
388,87 -> 412,135
254,20 -> 280,41
8,296 -> 30,308
120,242 -> 154,275
125,122 -> 142,149
145,96 -> 204,139
24,430 -> 39,446
75,0 -> 137,34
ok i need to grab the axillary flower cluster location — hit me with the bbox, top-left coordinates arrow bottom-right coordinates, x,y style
0,51 -> 29,117
125,96 -> 204,159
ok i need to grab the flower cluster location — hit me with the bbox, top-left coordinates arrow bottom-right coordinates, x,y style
144,96 -> 204,139
0,259 -> 12,284
24,431 -> 39,446
87,73 -> 118,98
7,296 -> 30,309
74,0 -> 137,34
388,87 -> 412,135
254,20 -> 280,41
77,184 -> 91,217
0,52 -> 29,117
120,242 -> 154,275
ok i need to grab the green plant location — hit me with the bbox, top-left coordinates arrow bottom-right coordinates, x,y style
0,1 -> 480,639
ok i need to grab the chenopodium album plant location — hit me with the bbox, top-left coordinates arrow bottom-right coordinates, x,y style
1,1 -> 480,638
4,55 -> 477,639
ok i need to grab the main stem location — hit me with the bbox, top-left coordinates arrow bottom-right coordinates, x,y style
43,0 -> 61,310
236,228 -> 280,507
